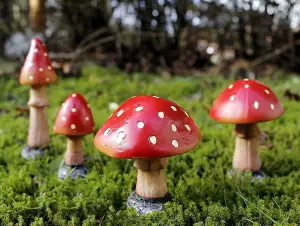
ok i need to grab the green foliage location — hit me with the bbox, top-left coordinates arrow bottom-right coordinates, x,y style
0,67 -> 299,225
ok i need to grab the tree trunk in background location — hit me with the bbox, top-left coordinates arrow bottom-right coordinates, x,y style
173,0 -> 188,49
136,0 -> 153,45
287,2 -> 296,70
0,0 -> 12,56
233,0 -> 246,58
29,0 -> 46,32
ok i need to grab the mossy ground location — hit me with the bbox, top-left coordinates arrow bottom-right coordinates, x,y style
0,66 -> 299,225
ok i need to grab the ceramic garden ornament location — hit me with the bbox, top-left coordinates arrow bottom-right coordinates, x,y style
210,79 -> 284,178
19,38 -> 57,159
54,92 -> 94,180
94,95 -> 201,214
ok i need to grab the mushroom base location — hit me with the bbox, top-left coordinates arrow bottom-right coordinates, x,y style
21,145 -> 48,159
127,191 -> 172,214
58,164 -> 87,180
228,168 -> 265,181
232,123 -> 261,172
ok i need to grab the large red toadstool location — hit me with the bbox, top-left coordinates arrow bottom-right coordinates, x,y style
210,79 -> 284,177
20,38 -> 57,159
54,92 -> 94,180
94,95 -> 201,214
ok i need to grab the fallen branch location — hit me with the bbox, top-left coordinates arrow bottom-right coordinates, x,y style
49,30 -> 168,61
76,27 -> 109,50
250,39 -> 300,68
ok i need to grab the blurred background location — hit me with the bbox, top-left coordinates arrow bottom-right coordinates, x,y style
0,0 -> 300,77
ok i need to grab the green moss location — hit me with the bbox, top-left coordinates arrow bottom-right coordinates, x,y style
0,67 -> 299,225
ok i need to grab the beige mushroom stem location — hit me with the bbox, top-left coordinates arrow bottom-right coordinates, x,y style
64,136 -> 84,166
233,123 -> 261,172
27,85 -> 50,148
134,158 -> 168,199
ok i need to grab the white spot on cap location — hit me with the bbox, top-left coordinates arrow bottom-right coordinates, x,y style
104,128 -> 111,136
117,109 -> 124,117
131,96 -> 136,98
71,124 -> 76,130
153,96 -> 159,98
254,101 -> 259,109
72,93 -> 76,97
265,89 -> 270,94
39,68 -> 43,72
172,140 -> 179,148
28,76 -> 33,80
158,112 -> 164,118
48,66 -> 52,70
72,108 -> 77,112
44,53 -> 48,57
244,78 -> 249,81
61,116 -> 66,121
46,77 -> 50,82
117,131 -> 126,144
137,121 -> 144,128
149,136 -> 157,145
85,117 -> 89,121
34,48 -> 38,53
185,124 -> 191,131
270,104 -> 274,110
171,124 -> 177,132
245,84 -> 249,88
230,95 -> 235,101
136,106 -> 143,112
171,106 -> 177,111
228,84 -> 233,89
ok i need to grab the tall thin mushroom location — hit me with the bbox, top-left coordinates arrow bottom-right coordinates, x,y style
94,96 -> 201,214
210,79 -> 284,178
20,38 -> 57,159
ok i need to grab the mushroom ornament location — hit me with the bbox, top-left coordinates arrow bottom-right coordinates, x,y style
20,38 -> 57,159
210,79 -> 284,178
94,96 -> 201,214
54,93 -> 94,180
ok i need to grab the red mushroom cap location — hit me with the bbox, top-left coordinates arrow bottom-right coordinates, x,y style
94,96 -> 201,159
54,93 -> 94,136
210,79 -> 284,124
20,38 -> 57,85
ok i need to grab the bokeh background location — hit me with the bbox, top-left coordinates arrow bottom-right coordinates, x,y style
0,0 -> 300,76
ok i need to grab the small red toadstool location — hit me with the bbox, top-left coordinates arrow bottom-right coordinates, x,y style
54,92 -> 94,180
210,79 -> 284,176
20,38 -> 57,159
94,95 -> 201,214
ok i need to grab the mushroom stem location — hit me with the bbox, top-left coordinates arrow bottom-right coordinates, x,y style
65,136 -> 84,166
27,85 -> 50,148
134,158 -> 168,199
233,123 -> 261,172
